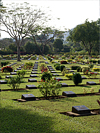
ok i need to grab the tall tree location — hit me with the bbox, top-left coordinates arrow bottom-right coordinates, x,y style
29,26 -> 64,55
53,38 -> 63,52
0,3 -> 47,61
67,19 -> 99,55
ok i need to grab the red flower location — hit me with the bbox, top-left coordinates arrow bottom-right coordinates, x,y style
58,79 -> 59,82
54,78 -> 56,80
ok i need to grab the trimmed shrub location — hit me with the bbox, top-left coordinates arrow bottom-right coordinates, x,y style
17,69 -> 26,78
54,63 -> 60,70
72,73 -> 82,85
60,65 -> 65,72
41,72 -> 52,81
98,60 -> 100,64
77,66 -> 82,72
71,66 -> 80,70
1,61 -> 9,67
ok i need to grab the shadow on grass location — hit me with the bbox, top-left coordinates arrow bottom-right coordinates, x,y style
0,106 -> 81,133
49,97 -> 78,103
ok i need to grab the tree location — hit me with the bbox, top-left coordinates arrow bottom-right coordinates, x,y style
67,19 -> 99,55
24,41 -> 35,54
8,43 -> 17,52
53,38 -> 63,52
0,3 -> 47,61
29,26 -> 64,55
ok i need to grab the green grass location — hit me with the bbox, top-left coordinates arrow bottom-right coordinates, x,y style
0,58 -> 100,133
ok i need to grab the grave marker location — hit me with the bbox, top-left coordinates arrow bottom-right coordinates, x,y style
72,105 -> 90,114
26,85 -> 37,89
62,91 -> 76,97
21,94 -> 36,101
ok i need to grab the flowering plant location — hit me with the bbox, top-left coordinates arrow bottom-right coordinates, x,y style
38,78 -> 61,99
1,66 -> 13,73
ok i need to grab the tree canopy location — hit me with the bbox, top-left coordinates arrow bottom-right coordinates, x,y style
67,19 -> 99,55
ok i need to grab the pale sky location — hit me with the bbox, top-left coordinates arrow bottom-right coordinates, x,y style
1,0 -> 99,38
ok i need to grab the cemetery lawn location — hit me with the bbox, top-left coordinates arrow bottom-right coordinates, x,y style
0,59 -> 100,133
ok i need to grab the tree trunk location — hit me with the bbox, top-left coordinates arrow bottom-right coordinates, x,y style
17,45 -> 20,61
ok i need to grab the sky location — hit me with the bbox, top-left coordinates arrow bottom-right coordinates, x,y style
1,0 -> 99,38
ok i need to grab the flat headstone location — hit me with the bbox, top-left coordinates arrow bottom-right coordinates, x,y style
26,85 -> 37,89
0,80 -> 7,84
33,67 -> 38,69
31,72 -> 38,74
35,61 -> 38,63
69,70 -> 74,72
32,69 -> 37,71
86,81 -> 96,85
14,70 -> 18,72
10,72 -> 17,75
17,68 -> 21,70
5,75 -> 13,78
49,68 -> 55,71
45,62 -> 49,64
28,79 -> 37,82
82,76 -> 87,79
21,94 -> 36,101
30,74 -> 37,77
52,74 -> 59,76
51,71 -> 56,73
61,83 -> 68,87
72,105 -> 90,114
55,77 -> 63,81
62,91 -> 76,97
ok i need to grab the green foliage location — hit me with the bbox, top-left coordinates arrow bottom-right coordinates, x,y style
38,78 -> 61,99
17,69 -> 26,78
53,39 -> 63,52
41,72 -> 52,81
71,65 -> 80,70
77,66 -> 82,72
72,73 -> 82,85
1,61 -> 9,67
1,66 -> 13,73
65,73 -> 73,80
60,65 -> 65,72
67,19 -> 99,55
23,62 -> 33,69
7,76 -> 23,90
82,67 -> 90,74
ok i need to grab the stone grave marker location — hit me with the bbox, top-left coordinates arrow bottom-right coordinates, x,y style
31,72 -> 38,74
55,77 -> 63,81
51,71 -> 57,73
32,69 -> 37,71
86,81 -> 96,85
10,72 -> 17,75
28,79 -> 37,82
82,76 -> 87,79
52,74 -> 59,76
62,91 -> 76,97
21,94 -> 36,101
26,85 -> 37,89
72,105 -> 90,114
0,80 -> 7,84
5,75 -> 13,78
30,74 -> 38,77
61,83 -> 68,87
17,68 -> 21,70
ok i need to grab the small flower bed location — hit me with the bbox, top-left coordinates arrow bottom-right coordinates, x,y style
65,73 -> 73,80
61,61 -> 67,64
1,66 -> 13,73
92,68 -> 100,72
